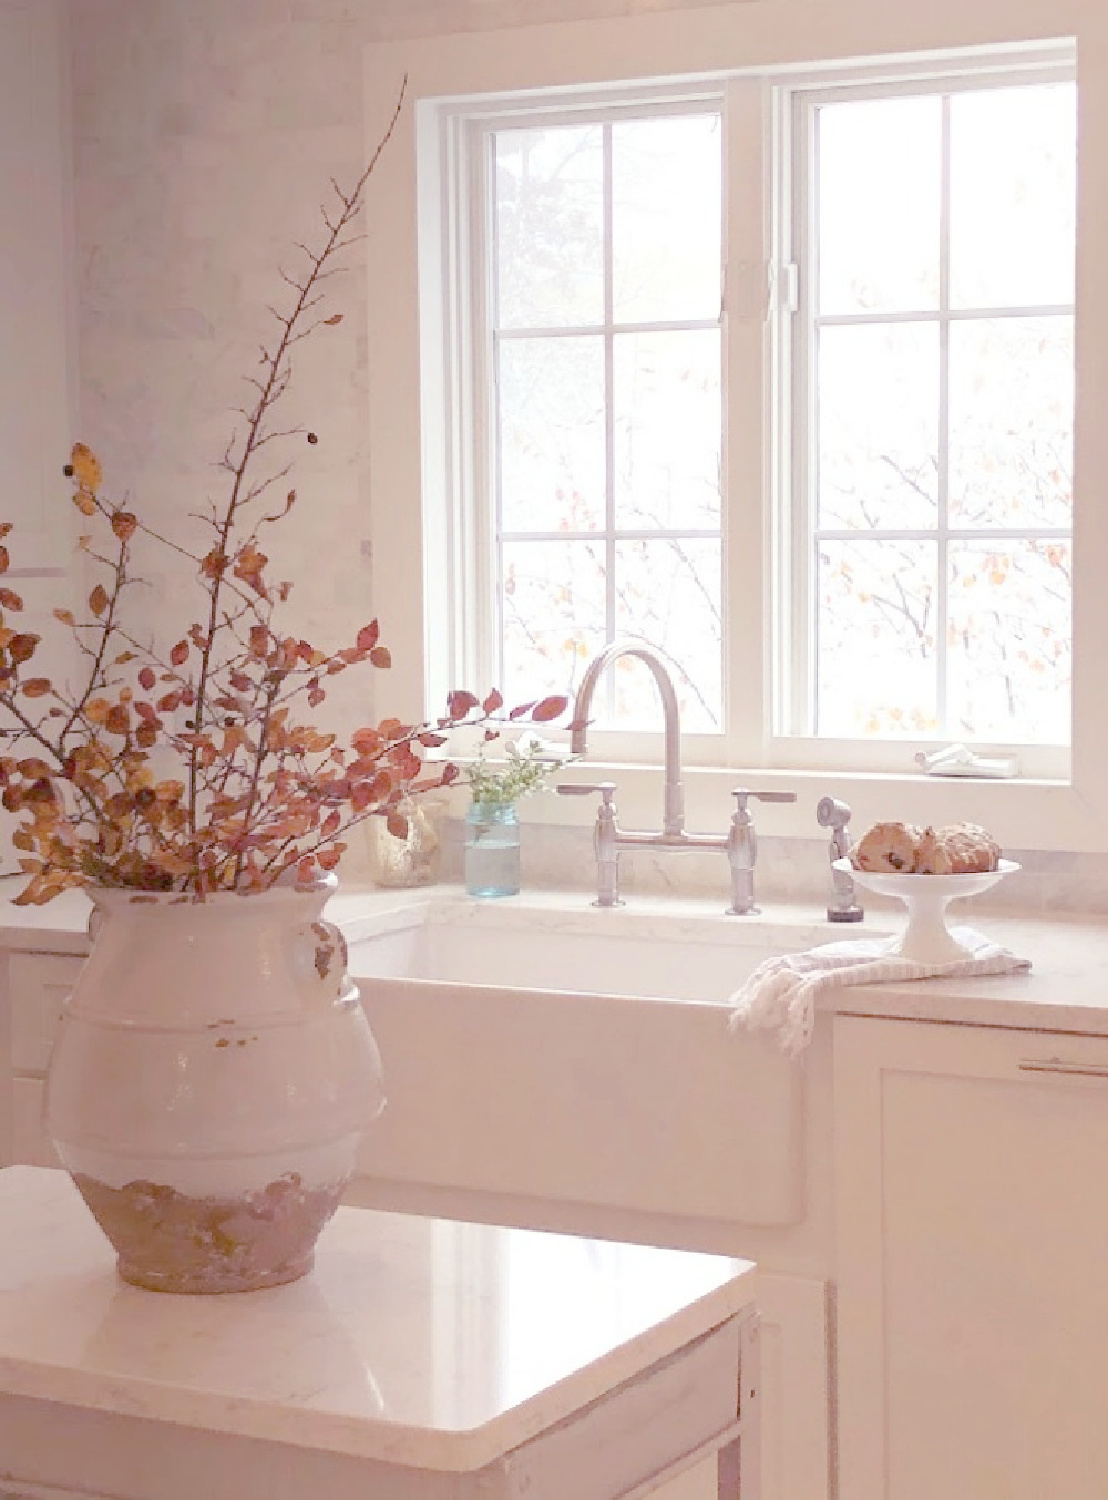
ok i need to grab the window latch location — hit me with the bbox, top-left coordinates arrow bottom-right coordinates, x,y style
769,261 -> 799,315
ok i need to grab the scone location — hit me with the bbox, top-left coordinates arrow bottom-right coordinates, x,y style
916,822 -> 1001,874
851,819 -> 1002,874
851,821 -> 923,873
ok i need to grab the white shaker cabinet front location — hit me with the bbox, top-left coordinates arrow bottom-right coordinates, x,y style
835,1016 -> 1108,1500
1,950 -> 81,1167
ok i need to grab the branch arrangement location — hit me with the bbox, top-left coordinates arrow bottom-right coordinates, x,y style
0,84 -> 565,904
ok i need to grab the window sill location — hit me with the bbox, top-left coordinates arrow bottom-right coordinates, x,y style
538,761 -> 1082,855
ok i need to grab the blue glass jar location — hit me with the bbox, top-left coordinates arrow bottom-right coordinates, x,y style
464,800 -> 521,898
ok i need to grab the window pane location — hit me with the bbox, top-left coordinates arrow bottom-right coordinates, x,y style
612,114 -> 721,324
950,84 -> 1076,309
947,539 -> 1071,744
613,329 -> 721,530
613,539 -> 722,732
817,540 -> 938,736
495,125 -> 604,329
948,316 -> 1073,529
500,540 -> 606,704
817,96 -> 940,316
499,336 -> 605,533
818,323 -> 939,530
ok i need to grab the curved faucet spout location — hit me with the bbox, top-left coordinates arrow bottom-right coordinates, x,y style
570,640 -> 684,836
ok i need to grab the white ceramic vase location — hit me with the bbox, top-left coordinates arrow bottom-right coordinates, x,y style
44,876 -> 384,1294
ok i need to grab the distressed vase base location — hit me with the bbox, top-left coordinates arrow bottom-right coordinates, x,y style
72,1171 -> 345,1295
117,1250 -> 314,1295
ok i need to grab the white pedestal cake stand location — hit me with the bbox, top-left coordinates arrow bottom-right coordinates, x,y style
833,858 -> 1021,964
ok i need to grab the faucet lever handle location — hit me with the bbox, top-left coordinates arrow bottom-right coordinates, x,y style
731,787 -> 798,815
557,781 -> 616,806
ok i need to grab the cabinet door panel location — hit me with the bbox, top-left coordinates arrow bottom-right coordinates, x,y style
11,1078 -> 58,1167
10,952 -> 82,1072
837,1020 -> 1108,1500
884,1068 -> 1108,1498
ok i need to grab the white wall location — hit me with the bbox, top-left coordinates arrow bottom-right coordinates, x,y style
65,0 -> 1108,859
0,0 -> 80,872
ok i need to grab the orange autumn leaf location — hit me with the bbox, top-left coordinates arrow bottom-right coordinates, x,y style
233,542 -> 268,593
201,548 -> 228,580
8,633 -> 39,664
447,690 -> 479,718
531,693 -> 569,722
69,442 -> 102,491
385,809 -> 409,840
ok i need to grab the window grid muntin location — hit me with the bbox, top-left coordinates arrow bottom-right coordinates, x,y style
799,72 -> 1075,743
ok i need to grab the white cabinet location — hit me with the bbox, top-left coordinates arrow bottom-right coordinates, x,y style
835,1016 -> 1108,1500
1,950 -> 82,1167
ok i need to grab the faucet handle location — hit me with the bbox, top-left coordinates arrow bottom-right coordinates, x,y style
557,781 -> 616,806
731,787 -> 798,816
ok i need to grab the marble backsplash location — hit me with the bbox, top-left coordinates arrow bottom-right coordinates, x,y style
432,819 -> 1108,920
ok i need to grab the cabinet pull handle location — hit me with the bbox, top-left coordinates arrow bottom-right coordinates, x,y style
1018,1058 -> 1108,1078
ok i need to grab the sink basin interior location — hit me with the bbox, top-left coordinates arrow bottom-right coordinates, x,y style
347,899 -> 849,1003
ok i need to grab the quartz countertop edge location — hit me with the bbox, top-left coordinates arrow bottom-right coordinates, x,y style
0,1303 -> 749,1472
0,1169 -> 756,1472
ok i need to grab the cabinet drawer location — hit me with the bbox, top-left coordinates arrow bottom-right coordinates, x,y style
10,953 -> 84,1074
11,1078 -> 60,1168
836,1015 -> 1108,1088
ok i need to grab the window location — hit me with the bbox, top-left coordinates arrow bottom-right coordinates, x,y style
789,76 -> 1075,748
420,47 -> 1076,773
492,111 -> 724,734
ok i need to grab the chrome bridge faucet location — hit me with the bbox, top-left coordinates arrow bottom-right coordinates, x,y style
557,639 -> 796,913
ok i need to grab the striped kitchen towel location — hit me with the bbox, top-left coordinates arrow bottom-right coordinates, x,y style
729,928 -> 1030,1057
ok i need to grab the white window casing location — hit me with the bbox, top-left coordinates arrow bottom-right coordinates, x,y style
365,4 -> 1108,854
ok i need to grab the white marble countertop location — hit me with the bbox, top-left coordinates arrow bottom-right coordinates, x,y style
0,1167 -> 754,1471
2,875 -> 1108,1035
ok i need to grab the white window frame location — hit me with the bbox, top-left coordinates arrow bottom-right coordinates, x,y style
772,52 -> 1076,779
419,44 -> 1074,781
420,77 -> 733,770
365,6 -> 1108,855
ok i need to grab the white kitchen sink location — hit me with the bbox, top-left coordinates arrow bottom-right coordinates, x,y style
345,896 -> 855,1228
346,895 -> 841,1003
